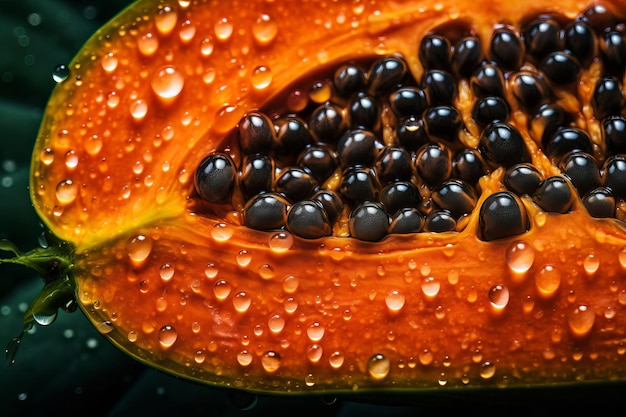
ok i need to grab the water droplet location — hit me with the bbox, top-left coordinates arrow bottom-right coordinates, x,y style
177,0 -> 191,8
204,262 -> 218,279
137,32 -> 159,56
367,353 -> 390,380
200,37 -> 214,56
85,134 -> 102,156
251,66 -> 273,90
158,325 -> 177,348
488,285 -> 510,310
55,179 -> 78,204
421,277 -> 440,298
194,350 -> 205,364
329,351 -> 344,369
151,65 -> 185,101
284,297 -> 298,314
237,249 -> 252,267
385,290 -> 405,313
233,291 -> 251,313
130,99 -> 148,121
307,322 -> 325,342
419,349 -> 433,365
568,305 -> 595,337
191,321 -> 201,333
506,240 -> 535,274
309,80 -> 332,104
179,19 -> 196,43
40,147 -> 55,165
252,14 -> 278,46
619,247 -> 626,269
304,373 -> 316,387
282,275 -> 299,294
237,350 -> 253,366
211,223 -> 233,241
96,321 -> 114,334
261,351 -> 281,373
52,64 -> 69,83
214,17 -> 233,41
258,264 -> 275,280
127,330 -> 138,342
155,5 -> 178,36
535,265 -> 561,299
101,52 -> 118,72
480,361 -> 496,379
268,314 -> 285,334
33,310 -> 57,326
106,91 -> 119,108
583,253 -> 600,275
159,263 -> 175,281
126,234 -> 153,266
213,279 -> 231,300
268,232 -> 293,252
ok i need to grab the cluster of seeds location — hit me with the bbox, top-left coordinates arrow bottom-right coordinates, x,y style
194,4 -> 626,242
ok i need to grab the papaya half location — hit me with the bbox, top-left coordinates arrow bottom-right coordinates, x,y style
4,0 -> 626,396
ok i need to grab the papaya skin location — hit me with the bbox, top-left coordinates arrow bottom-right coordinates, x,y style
15,0 -> 626,394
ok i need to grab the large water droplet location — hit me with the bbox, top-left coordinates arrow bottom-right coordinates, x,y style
268,314 -> 285,334
158,325 -> 177,348
480,361 -> 496,379
368,353 -> 390,380
52,64 -> 69,83
214,17 -> 233,41
151,65 -> 185,101
252,14 -> 278,46
159,263 -> 175,281
237,350 -> 253,366
488,285 -> 510,310
268,232 -> 293,252
101,52 -> 118,72
84,134 -> 102,156
138,33 -> 159,56
261,351 -> 281,373
307,344 -> 323,363
200,37 -> 214,57
40,147 -> 55,166
329,351 -> 344,369
55,179 -> 78,204
155,5 -> 178,36
126,234 -> 153,266
213,279 -> 231,300
307,322 -> 325,342
179,19 -> 196,43
233,291 -> 251,313
422,277 -> 440,298
568,305 -> 595,337
236,249 -> 252,267
535,265 -> 561,298
130,99 -> 148,121
506,240 -> 535,274
211,223 -> 233,241
282,275 -> 299,294
583,253 -> 600,275
385,290 -> 405,313
251,66 -> 273,90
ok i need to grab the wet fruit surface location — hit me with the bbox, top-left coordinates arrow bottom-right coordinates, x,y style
7,0 -> 626,396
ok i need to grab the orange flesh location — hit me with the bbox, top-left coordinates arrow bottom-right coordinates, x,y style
31,0 -> 626,393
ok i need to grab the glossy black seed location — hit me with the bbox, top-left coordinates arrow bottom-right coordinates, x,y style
470,64 -> 505,98
602,115 -> 626,153
368,56 -> 408,96
421,69 -> 456,105
298,146 -> 337,183
336,129 -> 384,168
239,154 -> 274,200
478,122 -> 530,168
274,167 -> 318,201
431,179 -> 478,219
309,102 -> 345,143
603,155 -> 626,199
524,18 -> 561,61
529,103 -> 568,143
389,207 -> 424,234
340,167 -> 379,204
533,176 -> 574,213
478,191 -> 528,241
544,127 -> 593,162
244,193 -> 289,231
489,27 -> 524,71
453,148 -> 488,185
511,71 -> 550,113
389,87 -> 429,119
238,112 -> 275,154
564,20 -> 596,66
592,77 -> 624,120
348,92 -> 380,130
312,189 -> 343,224
380,181 -> 421,215
452,36 -> 483,78
582,187 -> 616,218
472,96 -> 509,129
349,202 -> 389,241
424,210 -> 457,232
195,153 -> 236,204
539,52 -> 581,86
396,116 -> 429,151
423,105 -> 463,141
333,63 -> 367,98
375,147 -> 413,183
419,34 -> 451,70
560,151 -> 601,197
503,163 -> 542,195
415,142 -> 452,186
275,117 -> 312,163
601,31 -> 626,76
287,200 -> 332,239
582,3 -> 618,32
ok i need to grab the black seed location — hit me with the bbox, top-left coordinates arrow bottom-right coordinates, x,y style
602,115 -> 626,153
195,153 -> 236,204
423,105 -> 463,141
453,148 -> 488,185
287,200 -> 332,239
368,56 -> 408,96
238,112 -> 275,154
503,163 -> 542,195
524,18 -> 561,61
539,52 -> 581,86
601,31 -> 626,76
419,34 -> 451,70
389,207 -> 424,234
452,36 -> 483,78
340,167 -> 379,204
478,122 -> 530,168
424,210 -> 457,232
592,76 -> 624,120
274,167 -> 318,201
396,116 -> 429,151
582,4 -> 618,32
544,126 -> 593,162
239,154 -> 274,200
298,146 -> 337,183
415,142 -> 452,186
559,151 -> 601,197
375,147 -> 413,184
349,202 -> 389,241
431,179 -> 478,219
603,155 -> 626,199
489,27 -> 524,71
533,176 -> 574,213
564,20 -> 596,66
348,92 -> 380,130
312,189 -> 344,224
309,102 -> 345,143
336,129 -> 384,168
333,63 -> 367,98
528,103 -> 568,143
275,117 -> 313,163
244,192 -> 289,231
421,69 -> 456,105
582,187 -> 616,218
388,87 -> 429,119
478,191 -> 528,241
380,181 -> 421,215
471,64 -> 505,98
510,70 -> 550,113
472,96 -> 509,129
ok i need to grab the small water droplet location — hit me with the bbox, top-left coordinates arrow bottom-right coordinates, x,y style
55,179 -> 78,204
619,246 -> 626,269
130,99 -> 148,121
200,37 -> 214,57
568,305 -> 595,337
84,134 -> 102,156
307,322 -> 325,342
213,279 -> 231,300
480,361 -> 496,379
151,65 -> 185,101
137,32 -> 159,56
179,19 -> 196,43
155,5 -> 178,36
282,275 -> 299,294
211,223 -> 233,241
126,234 -> 153,266
284,297 -> 298,314
506,240 -> 535,274
535,265 -> 561,299
214,17 -> 233,41
329,351 -> 344,369
40,147 -> 55,165
268,314 -> 285,334
261,351 -> 281,373
237,249 -> 252,267
127,330 -> 138,342
159,263 -> 175,281
33,310 -> 58,326
258,264 -> 275,280
158,325 -> 177,348
52,64 -> 69,83
488,285 -> 510,310
96,321 -> 114,334
106,91 -> 119,108
309,80 -> 332,104
419,349 -> 433,365
237,350 -> 253,366
203,263 -> 218,279
101,52 -> 118,72
252,14 -> 278,46
367,353 -> 390,380
583,253 -> 600,275
233,291 -> 251,313
304,373 -> 316,387
251,66 -> 273,90
421,277 -> 440,298
385,290 -> 405,313
194,350 -> 205,364
268,232 -> 293,252
191,321 -> 201,333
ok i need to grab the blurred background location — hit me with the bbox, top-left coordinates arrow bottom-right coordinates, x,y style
1,1 -> 625,416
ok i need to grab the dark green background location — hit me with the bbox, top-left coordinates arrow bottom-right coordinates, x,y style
0,1 -> 624,416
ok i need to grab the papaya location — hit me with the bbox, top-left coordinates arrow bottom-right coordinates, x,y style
4,0 -> 626,396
